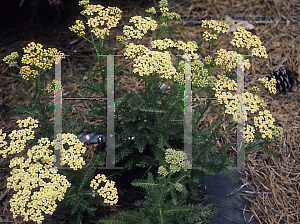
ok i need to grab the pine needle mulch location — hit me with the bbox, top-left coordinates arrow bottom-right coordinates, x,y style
0,0 -> 300,223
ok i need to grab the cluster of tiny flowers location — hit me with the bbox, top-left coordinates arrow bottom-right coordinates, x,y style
123,43 -> 149,59
161,22 -> 167,27
174,60 -> 209,87
201,20 -> 229,41
116,35 -> 128,45
160,7 -> 180,20
145,7 -> 156,14
213,74 -> 237,98
175,40 -> 199,60
230,27 -> 268,58
173,183 -> 184,192
90,174 -> 118,206
258,77 -> 277,94
206,76 -> 217,88
216,91 -> 266,122
8,164 -> 71,224
243,125 -> 255,142
3,52 -> 19,67
270,126 -> 284,141
51,133 -> 86,170
0,117 -> 38,158
79,0 -> 89,8
20,42 -> 65,80
151,38 -> 175,50
159,0 -> 169,8
123,16 -> 157,40
215,49 -> 250,71
251,86 -> 261,94
133,50 -> 176,79
45,80 -> 63,93
254,110 -> 275,139
203,31 -> 218,41
158,166 -> 168,176
165,149 -> 192,173
73,4 -> 122,39
0,118 -> 72,224
204,55 -> 212,65
69,20 -> 85,37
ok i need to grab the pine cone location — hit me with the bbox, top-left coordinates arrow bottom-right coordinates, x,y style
266,67 -> 300,94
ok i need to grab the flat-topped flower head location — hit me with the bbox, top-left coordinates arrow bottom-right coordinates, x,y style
74,4 -> 122,39
165,148 -> 192,173
258,77 -> 277,94
202,20 -> 229,41
90,174 -> 118,206
145,7 -> 156,14
151,38 -> 175,50
231,26 -> 268,58
123,16 -> 157,40
215,49 -> 250,72
254,110 -> 275,139
3,52 -> 19,67
19,42 -> 65,80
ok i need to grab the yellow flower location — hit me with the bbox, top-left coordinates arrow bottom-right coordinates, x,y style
69,20 -> 85,37
3,52 -> 19,67
91,174 -> 118,205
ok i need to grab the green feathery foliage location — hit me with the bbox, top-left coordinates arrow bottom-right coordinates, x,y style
98,171 -> 218,224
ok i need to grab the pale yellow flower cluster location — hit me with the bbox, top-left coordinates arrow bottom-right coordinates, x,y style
175,40 -> 199,60
270,126 -> 284,141
51,133 -> 86,170
165,148 -> 192,173
202,20 -> 229,34
251,86 -> 261,94
90,174 -> 118,206
258,77 -> 277,94
124,43 -> 176,78
0,117 -> 37,158
3,52 -> 19,67
243,125 -> 255,142
78,0 -> 89,7
18,42 -> 65,80
230,27 -> 268,58
145,7 -> 156,14
123,43 -> 150,59
222,92 -> 266,122
46,80 -> 63,93
123,16 -> 157,40
69,20 -> 85,37
0,118 -> 74,224
151,38 -> 175,50
215,49 -> 250,72
8,163 -> 71,224
158,166 -> 168,176
71,4 -> 122,39
201,20 -> 229,41
133,50 -> 176,79
203,31 -> 218,41
160,7 -> 180,20
204,55 -> 212,65
213,74 -> 237,99
159,0 -> 169,8
174,60 -> 209,87
254,110 -> 275,139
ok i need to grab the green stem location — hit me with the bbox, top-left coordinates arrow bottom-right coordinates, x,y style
157,173 -> 171,206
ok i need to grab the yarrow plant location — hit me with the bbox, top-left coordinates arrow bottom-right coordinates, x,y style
0,118 -> 116,223
3,0 -> 284,223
